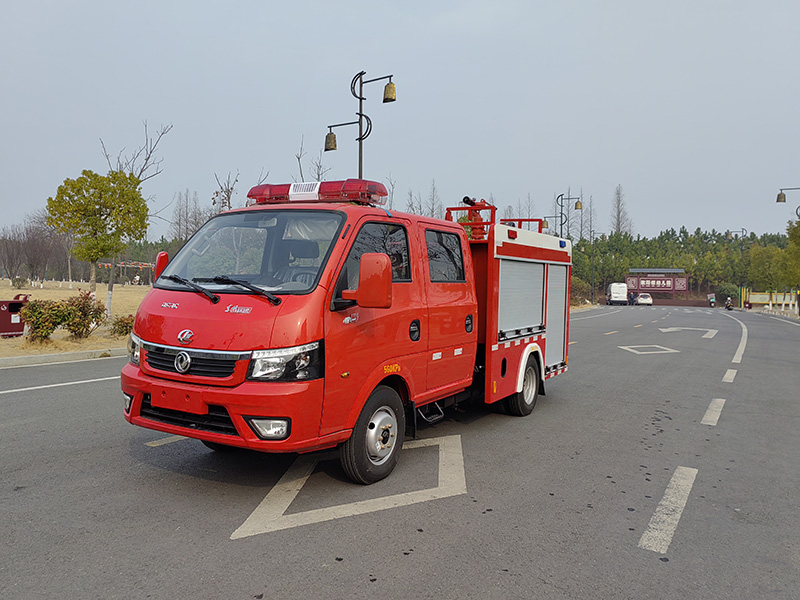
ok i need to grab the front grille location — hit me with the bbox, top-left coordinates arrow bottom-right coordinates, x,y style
140,394 -> 239,436
145,348 -> 237,378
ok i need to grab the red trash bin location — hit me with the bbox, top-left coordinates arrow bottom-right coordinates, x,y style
0,293 -> 30,338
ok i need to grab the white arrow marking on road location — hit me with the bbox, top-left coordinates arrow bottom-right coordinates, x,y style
231,435 -> 467,539
658,327 -> 718,339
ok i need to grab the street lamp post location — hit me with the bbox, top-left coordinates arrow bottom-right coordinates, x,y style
325,70 -> 396,178
775,187 -> 800,316
555,193 -> 582,238
776,187 -> 800,219
542,214 -> 565,235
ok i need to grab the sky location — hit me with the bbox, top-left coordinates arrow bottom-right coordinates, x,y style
2,1 -> 799,242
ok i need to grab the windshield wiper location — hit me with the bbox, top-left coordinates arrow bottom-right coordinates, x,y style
198,275 -> 282,306
164,275 -> 220,304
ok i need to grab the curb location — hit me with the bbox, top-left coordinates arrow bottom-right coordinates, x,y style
0,347 -> 128,369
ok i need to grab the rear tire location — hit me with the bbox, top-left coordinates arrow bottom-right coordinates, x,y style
340,386 -> 405,484
504,356 -> 539,417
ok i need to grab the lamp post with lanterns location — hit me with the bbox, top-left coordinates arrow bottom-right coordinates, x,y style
776,187 -> 800,219
555,193 -> 582,238
324,71 -> 396,178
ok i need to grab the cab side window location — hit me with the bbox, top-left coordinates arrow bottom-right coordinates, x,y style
425,230 -> 465,282
333,222 -> 411,304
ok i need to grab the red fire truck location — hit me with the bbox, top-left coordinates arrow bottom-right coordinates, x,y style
121,179 -> 571,483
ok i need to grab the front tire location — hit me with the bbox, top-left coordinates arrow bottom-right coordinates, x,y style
504,356 -> 539,416
340,386 -> 405,484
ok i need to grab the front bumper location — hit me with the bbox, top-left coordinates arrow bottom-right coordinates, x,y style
121,364 -> 349,453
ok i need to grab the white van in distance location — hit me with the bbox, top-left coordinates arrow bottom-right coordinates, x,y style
606,282 -> 628,306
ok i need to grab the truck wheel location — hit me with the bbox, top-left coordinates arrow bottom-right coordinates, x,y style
505,356 -> 539,416
340,386 -> 405,484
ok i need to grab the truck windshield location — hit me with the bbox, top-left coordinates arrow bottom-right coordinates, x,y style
158,209 -> 345,295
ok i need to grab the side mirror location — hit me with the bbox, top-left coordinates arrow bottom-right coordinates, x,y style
154,251 -> 169,281
341,253 -> 392,309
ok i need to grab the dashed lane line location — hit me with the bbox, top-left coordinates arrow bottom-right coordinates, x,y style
722,369 -> 737,383
701,399 -> 726,426
604,331 -> 618,335
638,466 -> 698,554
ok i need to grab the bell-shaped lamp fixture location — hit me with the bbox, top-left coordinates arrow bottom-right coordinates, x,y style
383,80 -> 396,103
542,219 -> 549,230
574,200 -> 583,210
324,130 -> 337,152
776,191 -> 786,203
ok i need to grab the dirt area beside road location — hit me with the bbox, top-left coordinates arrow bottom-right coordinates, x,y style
0,279 -> 149,358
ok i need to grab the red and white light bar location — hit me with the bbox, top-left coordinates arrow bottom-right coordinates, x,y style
247,179 -> 388,205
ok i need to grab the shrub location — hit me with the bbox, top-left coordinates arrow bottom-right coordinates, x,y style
11,277 -> 27,289
62,290 -> 107,338
570,275 -> 591,305
110,314 -> 135,337
715,282 -> 739,303
19,300 -> 67,342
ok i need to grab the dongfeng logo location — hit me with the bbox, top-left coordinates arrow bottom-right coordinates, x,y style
177,329 -> 194,344
174,351 -> 192,374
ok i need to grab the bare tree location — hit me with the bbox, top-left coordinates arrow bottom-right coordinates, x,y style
0,225 -> 25,279
385,173 -> 397,210
405,189 -> 423,214
22,222 -> 56,284
309,151 -> 331,182
610,184 -> 633,234
99,121 -> 172,312
171,190 -> 213,241
425,180 -> 443,219
100,121 -> 173,183
212,171 -> 240,213
294,136 -> 306,182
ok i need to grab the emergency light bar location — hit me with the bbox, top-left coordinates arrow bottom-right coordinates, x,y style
247,179 -> 388,205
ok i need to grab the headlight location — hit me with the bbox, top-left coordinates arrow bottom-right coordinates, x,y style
248,341 -> 323,381
127,333 -> 141,365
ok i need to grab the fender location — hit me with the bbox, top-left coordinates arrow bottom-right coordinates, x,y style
341,355 -> 422,430
515,343 -> 545,395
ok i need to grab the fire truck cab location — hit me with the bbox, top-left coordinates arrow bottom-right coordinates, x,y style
121,179 -> 571,484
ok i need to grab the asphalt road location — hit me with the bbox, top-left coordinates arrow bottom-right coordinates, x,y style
2,306 -> 798,599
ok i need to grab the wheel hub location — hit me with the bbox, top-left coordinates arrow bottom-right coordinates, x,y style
365,407 -> 397,465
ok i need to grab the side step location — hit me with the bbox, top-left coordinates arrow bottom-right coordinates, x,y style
416,401 -> 445,425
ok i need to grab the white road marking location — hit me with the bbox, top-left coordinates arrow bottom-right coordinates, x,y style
638,466 -> 698,554
769,316 -> 800,327
0,376 -> 120,395
604,331 -> 618,335
701,399 -> 726,426
658,327 -> 718,339
0,354 -> 125,370
571,309 -> 623,320
146,435 -> 187,447
618,345 -> 680,355
722,313 -> 748,364
231,435 -> 467,539
722,369 -> 737,383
